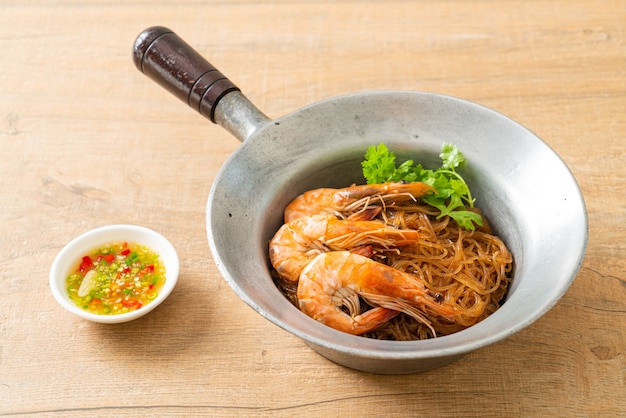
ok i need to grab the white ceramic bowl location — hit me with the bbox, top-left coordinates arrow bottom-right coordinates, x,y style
50,224 -> 179,323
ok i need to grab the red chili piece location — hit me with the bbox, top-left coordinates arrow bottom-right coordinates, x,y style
78,256 -> 93,273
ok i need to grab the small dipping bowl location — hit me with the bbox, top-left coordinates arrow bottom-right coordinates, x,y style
50,224 -> 179,323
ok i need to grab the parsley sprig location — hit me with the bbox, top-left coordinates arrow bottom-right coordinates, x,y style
361,143 -> 483,230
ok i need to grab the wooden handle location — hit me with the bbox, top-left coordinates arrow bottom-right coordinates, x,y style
133,26 -> 240,122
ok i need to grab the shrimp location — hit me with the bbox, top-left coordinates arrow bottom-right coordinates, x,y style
297,251 -> 456,336
269,214 -> 419,283
284,182 -> 434,223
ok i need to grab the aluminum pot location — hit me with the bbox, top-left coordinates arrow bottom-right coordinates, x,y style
133,27 -> 587,374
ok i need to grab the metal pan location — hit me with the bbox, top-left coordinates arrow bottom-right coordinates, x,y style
133,27 -> 587,374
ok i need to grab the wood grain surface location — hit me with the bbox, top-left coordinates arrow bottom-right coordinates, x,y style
1,0 -> 624,416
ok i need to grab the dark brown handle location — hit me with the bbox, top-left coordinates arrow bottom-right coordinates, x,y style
133,26 -> 240,123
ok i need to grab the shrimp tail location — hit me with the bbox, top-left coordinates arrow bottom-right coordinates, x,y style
361,293 -> 439,337
348,308 -> 400,335
298,297 -> 399,335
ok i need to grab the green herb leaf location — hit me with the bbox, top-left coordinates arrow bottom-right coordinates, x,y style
440,142 -> 465,170
361,143 -> 397,184
448,210 -> 484,231
361,143 -> 482,230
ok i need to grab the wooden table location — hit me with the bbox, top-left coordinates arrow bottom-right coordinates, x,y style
1,1 -> 624,416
